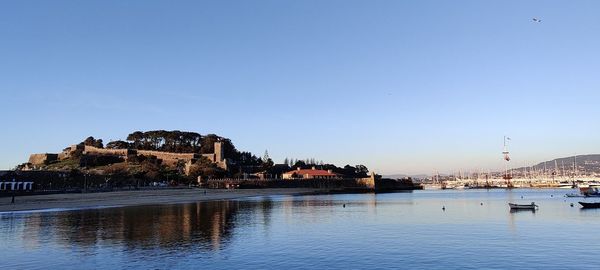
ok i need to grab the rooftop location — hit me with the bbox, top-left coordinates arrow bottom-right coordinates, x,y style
284,168 -> 339,176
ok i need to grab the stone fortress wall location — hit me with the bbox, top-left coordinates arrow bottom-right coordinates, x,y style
82,145 -> 198,165
28,142 -> 229,171
28,154 -> 58,165
82,146 -> 216,168
81,146 -> 132,157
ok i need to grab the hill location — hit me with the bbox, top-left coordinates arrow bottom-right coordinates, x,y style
514,154 -> 600,174
16,130 -> 371,190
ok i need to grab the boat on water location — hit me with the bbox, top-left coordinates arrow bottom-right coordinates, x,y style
565,193 -> 584,198
442,181 -> 466,190
509,202 -> 538,210
579,202 -> 600,208
575,181 -> 600,189
580,187 -> 600,197
424,184 -> 443,190
558,182 -> 575,189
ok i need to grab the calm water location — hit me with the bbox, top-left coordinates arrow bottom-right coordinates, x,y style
1,189 -> 600,269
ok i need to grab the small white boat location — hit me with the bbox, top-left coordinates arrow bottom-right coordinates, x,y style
424,184 -> 443,190
558,183 -> 574,189
509,202 -> 538,210
565,193 -> 584,198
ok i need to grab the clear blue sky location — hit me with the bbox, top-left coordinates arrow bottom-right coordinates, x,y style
1,0 -> 599,175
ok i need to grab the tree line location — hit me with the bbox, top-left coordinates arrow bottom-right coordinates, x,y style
102,130 -> 238,155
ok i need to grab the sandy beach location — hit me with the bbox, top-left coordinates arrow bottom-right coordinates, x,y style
0,188 -> 321,213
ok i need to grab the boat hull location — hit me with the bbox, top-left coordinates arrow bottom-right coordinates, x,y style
508,203 -> 538,210
579,202 -> 600,208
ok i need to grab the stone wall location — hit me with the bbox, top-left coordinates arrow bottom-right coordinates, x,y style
206,178 -> 370,189
59,144 -> 84,160
357,173 -> 377,189
202,153 -> 216,162
137,150 -> 198,161
83,146 -> 131,157
82,145 -> 202,167
201,152 -> 229,170
200,142 -> 226,169
31,143 -> 226,172
205,175 -> 422,191
82,146 -> 198,161
28,153 -> 59,165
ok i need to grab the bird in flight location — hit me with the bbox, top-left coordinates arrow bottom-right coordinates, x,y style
532,17 -> 542,23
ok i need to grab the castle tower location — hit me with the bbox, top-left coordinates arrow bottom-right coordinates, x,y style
214,141 -> 224,163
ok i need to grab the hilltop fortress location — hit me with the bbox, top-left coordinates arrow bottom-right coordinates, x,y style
9,130 -> 425,193
28,141 -> 229,174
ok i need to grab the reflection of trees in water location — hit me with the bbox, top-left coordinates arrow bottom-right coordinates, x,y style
11,199 -> 274,254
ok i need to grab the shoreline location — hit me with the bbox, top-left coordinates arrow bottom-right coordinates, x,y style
0,188 -> 324,213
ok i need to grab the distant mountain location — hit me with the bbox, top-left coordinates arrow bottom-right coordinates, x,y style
391,154 -> 600,179
514,154 -> 600,174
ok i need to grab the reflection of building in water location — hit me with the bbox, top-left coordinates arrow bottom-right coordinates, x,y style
12,212 -> 44,250
7,199 -> 275,254
365,193 -> 378,215
211,210 -> 224,250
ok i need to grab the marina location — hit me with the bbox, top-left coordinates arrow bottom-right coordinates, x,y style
421,139 -> 600,190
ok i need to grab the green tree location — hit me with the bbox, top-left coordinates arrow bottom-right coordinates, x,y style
292,160 -> 306,169
187,156 -> 226,179
355,165 -> 369,176
83,136 -> 104,148
106,140 -> 130,149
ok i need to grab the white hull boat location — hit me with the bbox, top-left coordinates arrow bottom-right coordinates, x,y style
509,202 -> 538,210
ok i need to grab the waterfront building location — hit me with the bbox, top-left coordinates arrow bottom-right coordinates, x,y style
0,179 -> 34,191
282,167 -> 341,179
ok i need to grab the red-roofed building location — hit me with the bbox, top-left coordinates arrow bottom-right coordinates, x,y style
282,167 -> 341,179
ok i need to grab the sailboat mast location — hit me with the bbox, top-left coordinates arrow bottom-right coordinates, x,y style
502,136 -> 512,186
572,155 -> 577,178
554,160 -> 559,181
575,155 -> 578,176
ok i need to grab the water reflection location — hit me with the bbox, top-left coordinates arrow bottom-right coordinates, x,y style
1,194 -> 384,258
2,190 -> 600,269
1,199 -> 274,254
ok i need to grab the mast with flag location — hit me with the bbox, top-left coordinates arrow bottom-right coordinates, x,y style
503,136 -> 513,187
